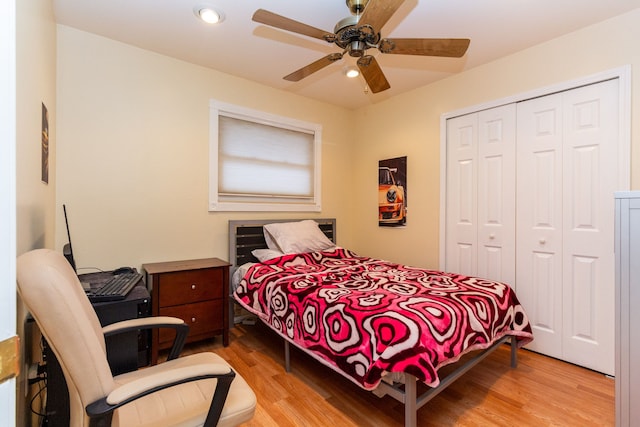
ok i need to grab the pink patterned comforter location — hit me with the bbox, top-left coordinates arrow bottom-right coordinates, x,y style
234,248 -> 533,390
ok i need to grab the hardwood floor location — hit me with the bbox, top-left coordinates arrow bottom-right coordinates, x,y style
175,322 -> 614,426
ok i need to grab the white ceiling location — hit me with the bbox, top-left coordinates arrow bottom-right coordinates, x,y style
52,0 -> 640,110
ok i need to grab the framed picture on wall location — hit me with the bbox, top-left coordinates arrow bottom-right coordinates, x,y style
41,102 -> 49,184
378,156 -> 407,226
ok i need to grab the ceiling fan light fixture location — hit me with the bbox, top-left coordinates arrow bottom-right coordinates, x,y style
195,6 -> 224,24
348,40 -> 366,57
344,66 -> 360,78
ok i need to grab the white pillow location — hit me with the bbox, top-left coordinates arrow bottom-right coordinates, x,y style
251,248 -> 284,262
231,262 -> 254,292
263,220 -> 335,254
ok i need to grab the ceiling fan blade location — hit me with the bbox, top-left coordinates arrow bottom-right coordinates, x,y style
381,38 -> 470,57
358,0 -> 405,31
252,9 -> 333,41
284,53 -> 343,82
357,55 -> 390,93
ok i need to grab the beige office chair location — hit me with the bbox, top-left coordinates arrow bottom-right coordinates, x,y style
17,249 -> 256,427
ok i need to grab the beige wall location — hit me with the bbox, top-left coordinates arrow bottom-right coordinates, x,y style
16,0 -> 57,256
55,25 -> 356,271
15,0 -> 57,424
350,9 -> 640,268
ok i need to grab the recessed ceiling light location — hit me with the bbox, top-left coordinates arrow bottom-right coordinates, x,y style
194,6 -> 224,24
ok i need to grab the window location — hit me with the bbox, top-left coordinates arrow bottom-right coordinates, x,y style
209,101 -> 322,211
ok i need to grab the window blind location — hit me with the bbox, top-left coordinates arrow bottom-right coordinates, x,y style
218,116 -> 314,198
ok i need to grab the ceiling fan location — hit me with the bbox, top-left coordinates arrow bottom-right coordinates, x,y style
252,0 -> 470,93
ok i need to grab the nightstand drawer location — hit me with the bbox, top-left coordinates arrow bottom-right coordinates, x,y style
158,268 -> 223,307
144,257 -> 231,364
158,299 -> 223,345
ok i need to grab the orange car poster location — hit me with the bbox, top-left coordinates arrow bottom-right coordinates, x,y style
378,156 -> 407,226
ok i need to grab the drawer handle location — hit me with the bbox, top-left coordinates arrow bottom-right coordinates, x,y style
191,284 -> 196,290
539,238 -> 546,245
191,317 -> 196,323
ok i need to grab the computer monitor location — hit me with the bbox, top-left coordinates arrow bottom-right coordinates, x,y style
62,204 -> 76,272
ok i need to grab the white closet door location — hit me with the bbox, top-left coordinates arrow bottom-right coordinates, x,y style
561,79 -> 618,375
516,80 -> 618,375
445,113 -> 478,276
516,93 -> 565,359
445,105 -> 516,282
477,105 -> 516,283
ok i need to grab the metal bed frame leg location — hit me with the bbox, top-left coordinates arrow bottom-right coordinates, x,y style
284,340 -> 291,372
404,376 -> 417,427
510,336 -> 518,368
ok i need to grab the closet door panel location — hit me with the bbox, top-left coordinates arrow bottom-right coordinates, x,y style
562,79 -> 618,375
530,250 -> 560,340
446,113 -> 478,276
477,104 -> 516,283
516,93 -> 564,357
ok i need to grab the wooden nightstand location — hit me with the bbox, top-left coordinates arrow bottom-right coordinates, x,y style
142,258 -> 230,365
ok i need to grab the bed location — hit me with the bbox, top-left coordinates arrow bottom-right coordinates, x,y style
228,219 -> 533,427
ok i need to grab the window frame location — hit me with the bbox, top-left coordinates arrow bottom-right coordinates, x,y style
209,100 -> 322,212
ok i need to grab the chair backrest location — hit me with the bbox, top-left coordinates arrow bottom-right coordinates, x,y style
17,249 -> 117,425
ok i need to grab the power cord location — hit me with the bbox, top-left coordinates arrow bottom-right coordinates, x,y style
28,363 -> 47,423
30,377 -> 47,418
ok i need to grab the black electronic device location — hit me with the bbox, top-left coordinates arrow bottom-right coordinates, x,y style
113,266 -> 135,275
86,272 -> 143,303
62,204 -> 76,272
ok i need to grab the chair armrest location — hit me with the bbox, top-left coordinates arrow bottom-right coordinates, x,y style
102,316 -> 189,361
86,364 -> 236,427
102,316 -> 184,335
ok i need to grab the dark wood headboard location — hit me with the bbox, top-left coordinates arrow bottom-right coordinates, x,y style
228,218 -> 336,269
